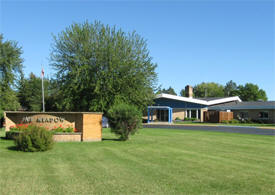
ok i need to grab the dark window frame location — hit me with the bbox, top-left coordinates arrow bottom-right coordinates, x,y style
258,111 -> 269,119
240,111 -> 249,119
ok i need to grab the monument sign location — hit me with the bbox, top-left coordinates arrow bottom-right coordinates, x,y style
4,111 -> 103,142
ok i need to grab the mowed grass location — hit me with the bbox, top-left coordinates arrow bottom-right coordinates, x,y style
173,121 -> 275,127
0,128 -> 275,195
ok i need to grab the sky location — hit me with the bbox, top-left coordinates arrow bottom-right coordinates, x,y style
1,0 -> 274,99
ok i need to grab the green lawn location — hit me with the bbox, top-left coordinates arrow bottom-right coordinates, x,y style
173,121 -> 275,127
0,128 -> 275,195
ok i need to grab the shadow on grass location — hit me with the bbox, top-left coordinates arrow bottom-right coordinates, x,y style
102,138 -> 121,141
7,146 -> 18,151
1,136 -> 13,140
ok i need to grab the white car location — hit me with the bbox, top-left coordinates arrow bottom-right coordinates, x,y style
102,116 -> 109,128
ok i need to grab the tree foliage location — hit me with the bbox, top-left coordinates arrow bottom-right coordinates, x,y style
18,73 -> 51,111
224,80 -> 238,97
108,102 -> 142,141
15,125 -> 54,152
193,82 -> 224,98
238,83 -> 267,101
50,21 -> 157,113
157,86 -> 177,95
180,89 -> 186,97
181,81 -> 268,101
0,34 -> 23,116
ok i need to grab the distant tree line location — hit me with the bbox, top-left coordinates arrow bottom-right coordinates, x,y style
157,81 -> 267,101
157,86 -> 177,96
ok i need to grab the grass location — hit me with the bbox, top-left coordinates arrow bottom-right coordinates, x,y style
173,121 -> 275,127
0,128 -> 275,194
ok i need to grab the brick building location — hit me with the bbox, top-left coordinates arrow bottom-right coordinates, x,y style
147,85 -> 275,123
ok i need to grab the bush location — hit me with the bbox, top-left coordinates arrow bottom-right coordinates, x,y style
10,123 -> 31,131
184,117 -> 197,121
108,103 -> 142,141
175,117 -> 181,121
221,120 -> 229,124
15,125 -> 54,152
241,118 -> 253,124
229,119 -> 240,124
252,119 -> 266,124
6,131 -> 21,140
51,126 -> 74,133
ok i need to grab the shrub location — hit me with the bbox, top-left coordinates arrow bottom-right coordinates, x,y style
6,131 -> 21,140
241,118 -> 253,124
229,119 -> 240,124
51,126 -> 74,133
251,119 -> 270,124
246,119 -> 253,124
15,125 -> 54,152
175,117 -> 181,121
184,117 -> 197,121
10,123 -> 31,131
221,120 -> 229,124
252,119 -> 266,124
108,103 -> 142,141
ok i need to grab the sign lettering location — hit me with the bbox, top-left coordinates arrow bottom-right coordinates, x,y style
22,116 -> 65,123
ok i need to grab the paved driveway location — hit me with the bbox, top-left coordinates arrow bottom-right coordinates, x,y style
143,124 -> 275,136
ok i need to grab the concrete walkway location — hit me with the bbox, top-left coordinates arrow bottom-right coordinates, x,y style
143,124 -> 275,136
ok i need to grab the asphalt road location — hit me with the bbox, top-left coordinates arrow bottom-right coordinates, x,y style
143,124 -> 275,136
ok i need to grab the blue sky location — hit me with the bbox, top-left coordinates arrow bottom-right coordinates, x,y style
1,0 -> 274,99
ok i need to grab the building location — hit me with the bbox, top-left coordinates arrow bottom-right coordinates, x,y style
208,101 -> 275,123
147,85 -> 275,123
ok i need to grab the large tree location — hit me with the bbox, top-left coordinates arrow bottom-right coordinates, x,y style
157,86 -> 177,95
18,73 -> 51,111
180,89 -> 186,97
193,82 -> 224,98
50,21 -> 157,113
224,80 -> 238,97
238,83 -> 267,101
0,34 -> 23,117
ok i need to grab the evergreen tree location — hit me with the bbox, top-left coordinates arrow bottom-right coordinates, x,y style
180,89 -> 186,97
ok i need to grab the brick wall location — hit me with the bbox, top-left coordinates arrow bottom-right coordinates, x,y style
172,109 -> 185,120
53,133 -> 82,142
4,112 -> 80,131
233,109 -> 275,123
4,112 -> 103,142
82,113 -> 102,141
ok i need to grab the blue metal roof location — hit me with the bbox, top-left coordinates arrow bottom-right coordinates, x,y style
208,101 -> 275,110
154,98 -> 206,109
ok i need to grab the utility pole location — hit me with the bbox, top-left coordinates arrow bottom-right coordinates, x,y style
41,65 -> 45,112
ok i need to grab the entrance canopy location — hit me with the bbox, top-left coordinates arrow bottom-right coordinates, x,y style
147,106 -> 173,123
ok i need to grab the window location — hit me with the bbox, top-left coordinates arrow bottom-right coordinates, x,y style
240,112 -> 248,119
157,110 -> 168,121
259,111 -> 268,119
191,110 -> 196,118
